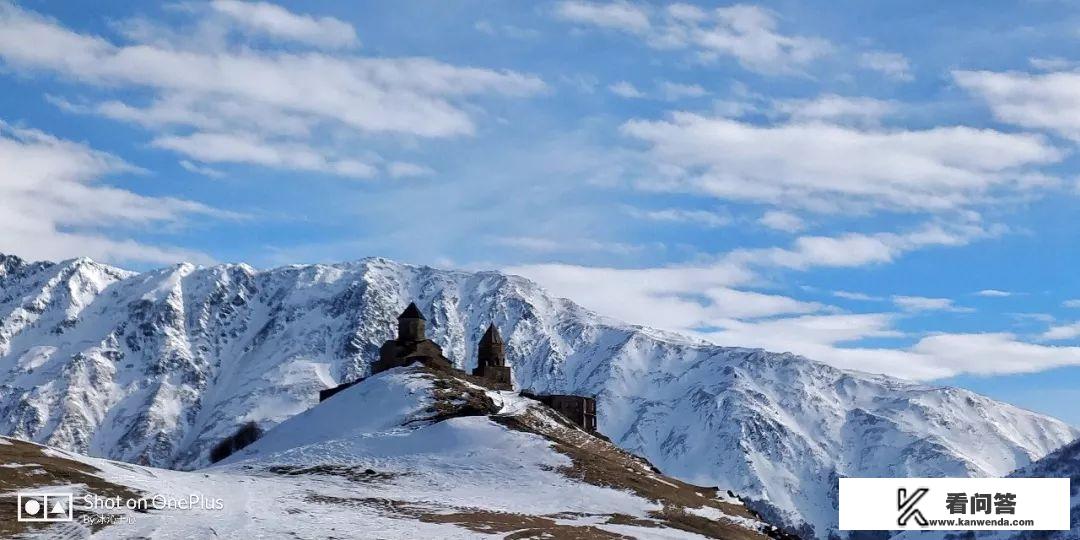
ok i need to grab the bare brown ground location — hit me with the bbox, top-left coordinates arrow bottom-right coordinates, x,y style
267,464 -> 401,483
0,436 -> 146,537
492,410 -> 776,540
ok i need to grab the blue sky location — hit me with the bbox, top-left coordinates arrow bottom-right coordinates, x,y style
2,1 -> 1080,424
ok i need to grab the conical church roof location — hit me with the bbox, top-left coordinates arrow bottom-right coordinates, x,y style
480,323 -> 502,344
398,302 -> 426,320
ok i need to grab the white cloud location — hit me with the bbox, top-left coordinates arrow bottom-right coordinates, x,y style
178,159 -> 225,178
1010,312 -> 1054,323
727,222 -> 994,271
859,51 -> 913,81
515,262 -> 1080,379
702,288 -> 825,319
511,222 -> 981,332
609,80 -> 707,100
892,295 -> 974,313
659,4 -> 831,73
626,207 -> 730,227
1029,57 -> 1079,72
976,289 -> 1012,297
623,111 -> 1063,213
770,94 -> 896,126
0,3 -> 545,178
387,162 -> 434,178
152,132 -> 377,178
955,69 -> 1080,142
474,20 -> 541,40
1041,322 -> 1080,341
556,2 -> 830,74
491,236 -> 646,255
506,220 -> 1080,379
554,1 -> 650,33
659,81 -> 707,100
698,313 -> 935,376
832,290 -> 883,301
709,319 -> 1080,379
505,261 -> 809,333
758,210 -> 805,232
208,0 -> 359,49
609,80 -> 645,98
560,73 -> 601,94
48,94 -> 316,138
0,121 -> 219,265
717,312 -> 898,346
911,333 -> 1080,375
1064,299 -> 1080,308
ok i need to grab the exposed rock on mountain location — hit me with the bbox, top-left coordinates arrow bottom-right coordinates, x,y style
1004,437 -> 1080,538
0,253 -> 1075,537
0,365 -> 779,539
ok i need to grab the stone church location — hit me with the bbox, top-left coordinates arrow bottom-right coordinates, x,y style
471,323 -> 513,390
371,303 -> 512,392
371,302 -> 454,374
321,301 -> 598,433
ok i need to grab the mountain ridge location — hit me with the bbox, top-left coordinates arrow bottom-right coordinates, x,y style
0,252 -> 1075,538
0,364 -> 780,539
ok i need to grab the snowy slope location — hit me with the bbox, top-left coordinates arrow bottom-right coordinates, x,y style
0,253 -> 1076,538
1003,437 -> 1080,538
896,437 -> 1080,540
0,365 -> 776,539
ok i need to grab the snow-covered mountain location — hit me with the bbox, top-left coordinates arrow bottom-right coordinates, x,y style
0,253 -> 1076,538
1,365 -> 778,539
1004,437 -> 1080,538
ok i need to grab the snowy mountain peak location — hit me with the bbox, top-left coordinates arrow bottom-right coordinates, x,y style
0,254 -> 1075,538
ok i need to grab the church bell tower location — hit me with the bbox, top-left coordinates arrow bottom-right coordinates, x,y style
472,323 -> 512,390
397,302 -> 426,342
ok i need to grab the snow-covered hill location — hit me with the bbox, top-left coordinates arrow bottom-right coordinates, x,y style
0,253 -> 1076,538
0,365 -> 777,539
898,437 -> 1080,540
1004,437 -> 1080,538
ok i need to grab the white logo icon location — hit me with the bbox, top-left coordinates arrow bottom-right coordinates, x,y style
17,493 -> 74,522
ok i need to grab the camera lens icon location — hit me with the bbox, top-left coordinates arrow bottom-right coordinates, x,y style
16,493 -> 73,522
23,498 -> 41,516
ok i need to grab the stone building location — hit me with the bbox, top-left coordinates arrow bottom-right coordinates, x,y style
471,323 -> 513,390
318,301 -> 598,435
319,379 -> 360,402
370,302 -> 454,374
522,392 -> 598,432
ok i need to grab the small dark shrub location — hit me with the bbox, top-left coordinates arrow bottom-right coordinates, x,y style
209,421 -> 263,463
